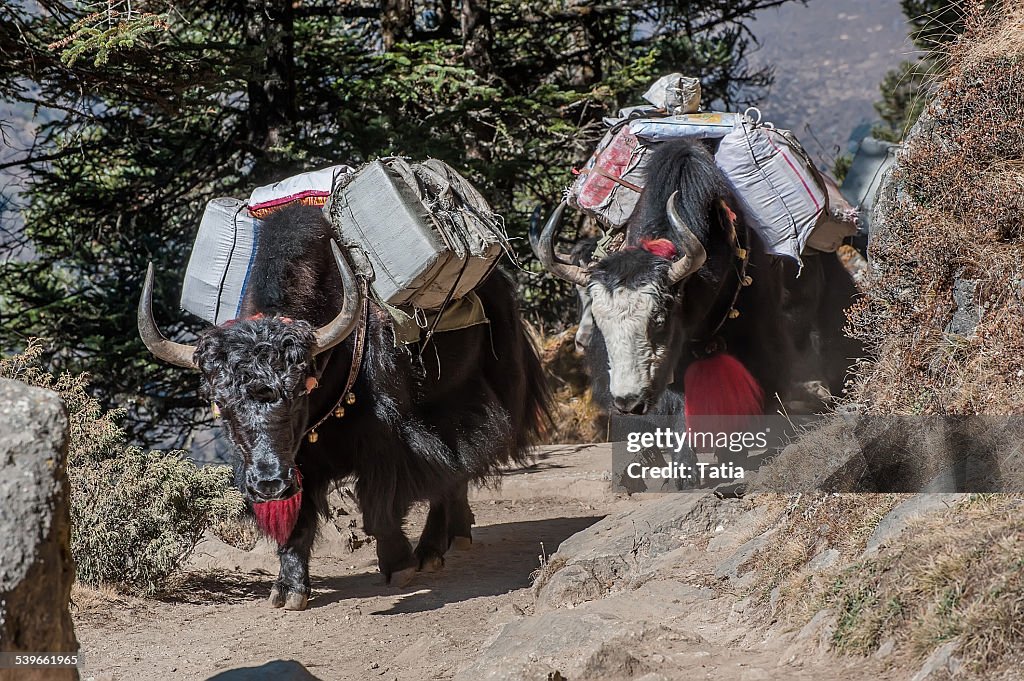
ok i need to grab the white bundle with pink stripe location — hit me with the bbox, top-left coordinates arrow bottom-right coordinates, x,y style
715,110 -> 853,264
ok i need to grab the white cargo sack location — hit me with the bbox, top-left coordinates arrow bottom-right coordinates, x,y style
628,111 -> 742,143
641,73 -> 702,114
715,114 -> 831,262
810,174 -> 860,252
248,165 -> 355,218
569,112 -> 742,228
180,198 -> 259,325
328,158 -> 509,310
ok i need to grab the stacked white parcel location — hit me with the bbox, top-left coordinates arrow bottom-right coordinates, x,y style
327,158 -> 508,311
180,165 -> 354,325
567,73 -> 858,266
180,160 -> 509,330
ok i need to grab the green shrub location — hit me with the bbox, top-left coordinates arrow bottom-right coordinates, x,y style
1,340 -> 243,592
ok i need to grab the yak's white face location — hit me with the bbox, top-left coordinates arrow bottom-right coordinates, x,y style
588,278 -> 677,414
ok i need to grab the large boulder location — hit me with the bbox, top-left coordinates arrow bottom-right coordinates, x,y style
206,660 -> 322,680
0,379 -> 79,681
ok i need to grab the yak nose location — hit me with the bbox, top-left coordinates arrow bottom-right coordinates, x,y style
613,394 -> 648,415
245,468 -> 294,502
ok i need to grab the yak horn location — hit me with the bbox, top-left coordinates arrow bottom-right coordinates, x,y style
311,240 -> 362,356
531,200 -> 591,287
138,263 -> 199,369
665,191 -> 708,285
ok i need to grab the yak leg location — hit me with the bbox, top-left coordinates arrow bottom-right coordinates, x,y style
365,512 -> 417,587
414,500 -> 448,572
446,480 -> 475,550
269,480 -> 324,611
414,480 -> 475,568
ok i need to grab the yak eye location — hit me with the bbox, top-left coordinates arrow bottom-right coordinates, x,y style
249,385 -> 279,402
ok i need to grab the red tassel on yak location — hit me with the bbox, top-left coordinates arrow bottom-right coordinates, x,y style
684,353 -> 763,433
640,238 -> 679,260
252,469 -> 303,545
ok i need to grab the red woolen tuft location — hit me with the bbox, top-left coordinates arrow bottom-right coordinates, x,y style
684,353 -> 764,432
252,469 -> 303,545
640,238 -> 678,260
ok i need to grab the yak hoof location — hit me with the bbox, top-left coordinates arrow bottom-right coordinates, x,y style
268,585 -> 286,608
284,592 -> 309,611
389,566 -> 417,588
420,554 -> 444,573
451,536 -> 473,551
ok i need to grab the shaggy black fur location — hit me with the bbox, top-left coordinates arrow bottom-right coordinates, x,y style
194,205 -> 550,607
586,138 -> 861,413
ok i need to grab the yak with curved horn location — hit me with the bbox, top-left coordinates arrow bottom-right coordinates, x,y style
141,204 -> 550,610
533,138 -> 862,422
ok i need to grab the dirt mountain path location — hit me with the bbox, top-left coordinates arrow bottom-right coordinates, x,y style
73,445 -> 898,681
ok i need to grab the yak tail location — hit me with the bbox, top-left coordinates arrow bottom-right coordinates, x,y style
517,321 -> 555,454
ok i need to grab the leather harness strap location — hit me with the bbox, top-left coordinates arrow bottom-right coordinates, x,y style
690,207 -> 752,357
577,166 -> 644,193
305,278 -> 371,443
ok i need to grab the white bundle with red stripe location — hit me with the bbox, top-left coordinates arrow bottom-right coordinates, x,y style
715,111 -> 847,263
247,165 -> 355,218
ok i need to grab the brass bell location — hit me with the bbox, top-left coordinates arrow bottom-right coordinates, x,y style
735,248 -> 748,260
211,402 -> 221,418
728,308 -> 740,319
742,275 -> 753,287
308,430 -> 319,444
344,392 -> 357,405
334,406 -> 346,418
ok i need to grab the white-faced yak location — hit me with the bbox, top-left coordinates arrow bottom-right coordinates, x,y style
532,138 -> 862,422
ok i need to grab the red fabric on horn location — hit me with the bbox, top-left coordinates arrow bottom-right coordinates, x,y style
684,353 -> 764,433
252,469 -> 303,546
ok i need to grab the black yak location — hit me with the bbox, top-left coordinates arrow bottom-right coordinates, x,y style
139,205 -> 549,610
533,138 -> 861,421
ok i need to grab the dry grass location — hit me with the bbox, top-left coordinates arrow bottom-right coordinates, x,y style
825,495 -> 1024,677
755,12 -> 1024,669
745,493 -> 903,622
847,2 -> 1024,416
69,582 -> 134,615
533,325 -> 605,444
212,515 -> 260,551
744,493 -> 1024,677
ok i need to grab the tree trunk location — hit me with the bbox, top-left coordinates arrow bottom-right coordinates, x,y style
381,0 -> 414,50
245,0 -> 297,171
461,0 -> 492,77
435,0 -> 456,39
461,0 -> 493,162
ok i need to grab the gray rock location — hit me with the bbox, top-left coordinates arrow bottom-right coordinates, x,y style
459,583 -> 702,681
945,278 -> 981,336
874,638 -> 895,661
713,533 -> 769,581
910,640 -> 961,681
864,494 -> 965,557
533,494 -> 703,605
206,660 -> 322,680
534,494 -> 750,605
535,563 -> 605,612
806,548 -> 840,572
0,379 -> 78,681
792,609 -> 836,656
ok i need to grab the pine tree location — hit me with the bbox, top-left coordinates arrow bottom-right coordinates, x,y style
0,0 -> 789,446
